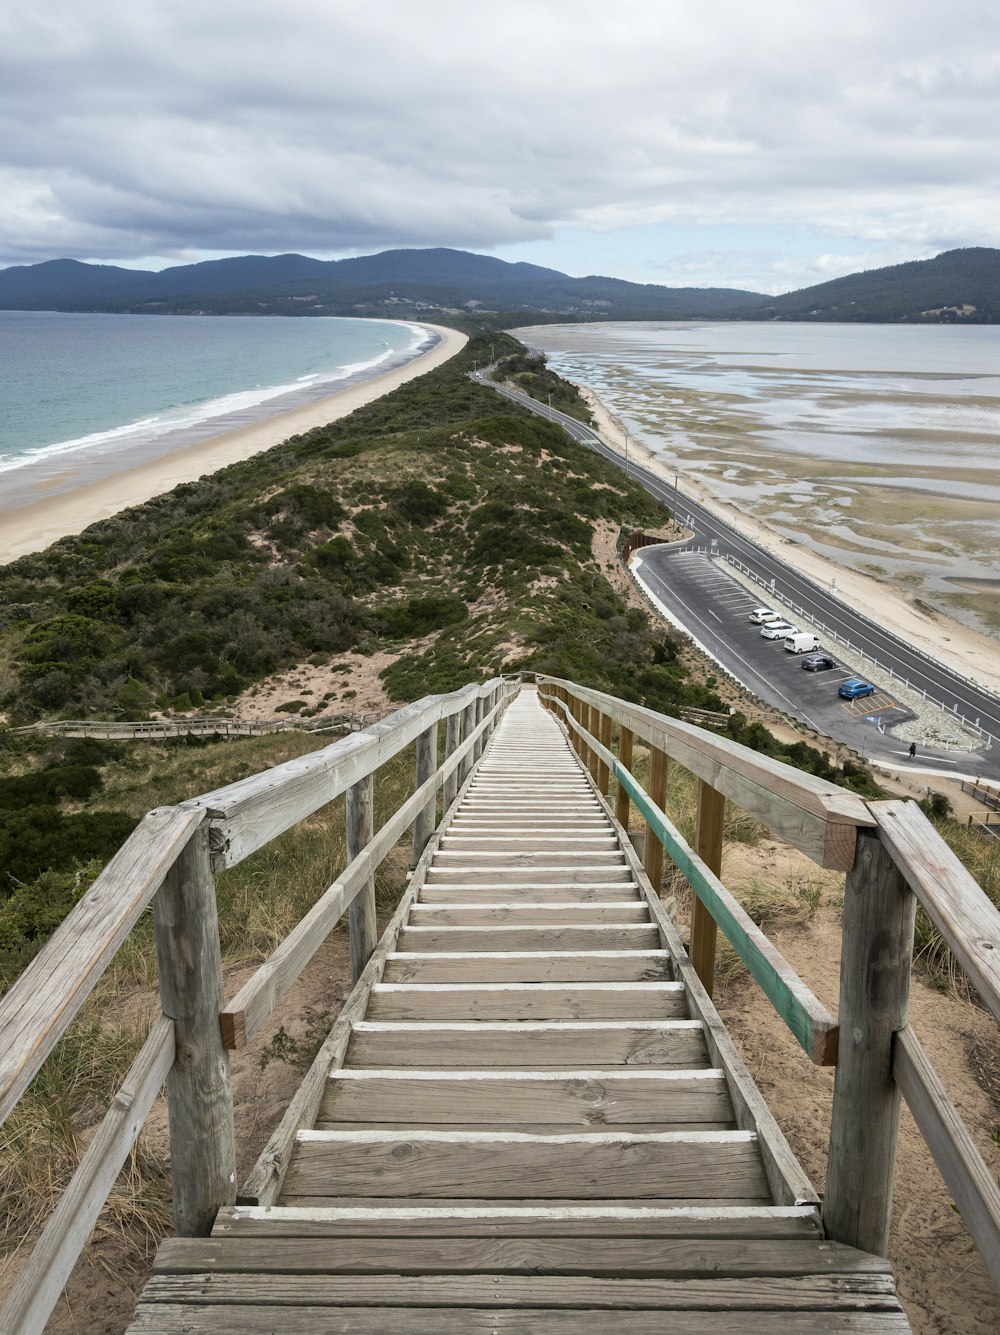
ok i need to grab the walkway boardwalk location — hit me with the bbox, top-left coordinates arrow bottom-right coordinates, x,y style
126,689 -> 911,1332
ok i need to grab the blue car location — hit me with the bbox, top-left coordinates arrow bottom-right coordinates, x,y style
838,677 -> 876,700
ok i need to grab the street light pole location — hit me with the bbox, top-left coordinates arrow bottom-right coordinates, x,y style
625,433 -> 630,479
673,470 -> 679,529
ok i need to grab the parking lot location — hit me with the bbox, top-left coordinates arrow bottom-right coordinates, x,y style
631,549 -> 917,761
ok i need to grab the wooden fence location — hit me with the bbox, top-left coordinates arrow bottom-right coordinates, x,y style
7,708 -> 392,743
0,676 -> 515,1335
537,675 -> 1000,1288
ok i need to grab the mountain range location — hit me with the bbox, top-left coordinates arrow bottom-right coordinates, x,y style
0,245 -> 997,324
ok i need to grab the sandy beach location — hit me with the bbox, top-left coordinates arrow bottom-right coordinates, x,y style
581,387 -> 1000,698
0,323 -> 467,565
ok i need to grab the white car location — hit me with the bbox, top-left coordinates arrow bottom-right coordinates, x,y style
748,607 -> 780,624
761,621 -> 798,640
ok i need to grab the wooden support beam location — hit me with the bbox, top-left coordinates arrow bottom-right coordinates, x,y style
597,712 -> 612,796
692,780 -> 725,997
442,709 -> 461,810
457,701 -> 476,788
825,829 -> 915,1256
347,774 -> 377,984
152,824 -> 236,1237
643,746 -> 668,892
412,723 -> 438,867
615,727 -> 634,829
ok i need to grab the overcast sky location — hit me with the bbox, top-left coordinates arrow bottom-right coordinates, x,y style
2,0 -> 998,293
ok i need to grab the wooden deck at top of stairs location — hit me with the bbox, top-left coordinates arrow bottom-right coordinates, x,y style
127,686 -> 912,1333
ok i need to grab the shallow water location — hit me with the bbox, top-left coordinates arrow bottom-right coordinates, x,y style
515,321 -> 1000,636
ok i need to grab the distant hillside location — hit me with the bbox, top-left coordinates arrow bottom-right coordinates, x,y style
759,248 -> 1000,323
0,247 -> 762,324
1,245 -> 997,324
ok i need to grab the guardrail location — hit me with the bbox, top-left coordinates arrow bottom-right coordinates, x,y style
0,676 -> 515,1335
720,552 -> 996,750
537,675 -> 1000,1288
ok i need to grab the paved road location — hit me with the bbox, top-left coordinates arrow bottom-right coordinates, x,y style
476,371 -> 1000,780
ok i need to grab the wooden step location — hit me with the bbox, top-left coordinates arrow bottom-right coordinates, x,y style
156,1233 -> 889,1277
346,1020 -> 710,1068
320,1069 -> 732,1125
424,868 -> 635,885
407,903 -> 652,925
381,951 -> 673,983
395,925 -> 662,952
417,884 -> 642,903
367,982 -> 686,1021
285,1129 -> 771,1200
126,1302 -> 912,1332
213,1201 -> 826,1240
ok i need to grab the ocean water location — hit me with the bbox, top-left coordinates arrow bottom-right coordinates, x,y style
514,321 -> 1000,633
0,311 -> 431,505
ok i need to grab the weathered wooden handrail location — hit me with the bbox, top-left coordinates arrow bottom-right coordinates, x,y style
538,674 -> 1000,1291
0,674 -> 514,1335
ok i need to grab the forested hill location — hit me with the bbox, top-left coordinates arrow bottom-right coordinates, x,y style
0,248 -> 760,323
759,247 -> 1000,322
1,245 -> 997,324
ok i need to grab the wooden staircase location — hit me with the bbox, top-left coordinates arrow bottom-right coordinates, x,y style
126,687 -> 911,1332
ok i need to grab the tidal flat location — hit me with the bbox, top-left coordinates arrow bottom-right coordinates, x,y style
515,321 -> 1000,638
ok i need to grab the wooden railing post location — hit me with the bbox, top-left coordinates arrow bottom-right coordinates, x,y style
443,707 -> 461,809
457,700 -> 476,788
643,745 -> 668,891
597,711 -> 612,796
616,726 -> 634,828
474,695 -> 486,762
412,722 -> 438,866
151,823 -> 236,1236
347,773 -> 377,983
825,829 -> 916,1255
692,779 -> 725,996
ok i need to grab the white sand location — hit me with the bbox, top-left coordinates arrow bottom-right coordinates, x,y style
0,323 -> 467,565
581,387 -> 1000,698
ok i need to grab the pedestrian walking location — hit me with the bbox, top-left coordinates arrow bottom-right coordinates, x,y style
908,742 -> 916,759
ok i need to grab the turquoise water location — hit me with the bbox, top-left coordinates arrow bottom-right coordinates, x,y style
0,311 -> 429,491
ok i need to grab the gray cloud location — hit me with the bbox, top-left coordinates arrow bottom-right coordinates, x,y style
2,0 -> 999,275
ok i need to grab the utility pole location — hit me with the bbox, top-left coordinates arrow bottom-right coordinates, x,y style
625,433 -> 630,479
673,469 -> 679,527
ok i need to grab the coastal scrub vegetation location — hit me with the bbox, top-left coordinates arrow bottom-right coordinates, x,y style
0,330 -> 895,964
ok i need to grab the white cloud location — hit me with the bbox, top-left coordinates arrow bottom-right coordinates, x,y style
1,0 -> 999,286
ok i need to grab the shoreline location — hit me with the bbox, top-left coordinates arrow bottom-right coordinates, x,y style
0,323 -> 467,565
580,386 -> 1000,698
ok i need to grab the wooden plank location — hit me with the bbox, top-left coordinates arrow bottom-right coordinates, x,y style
125,1303 -> 913,1333
367,982 -> 686,1020
380,952 -> 674,983
871,799 -> 1000,1026
151,824 -> 236,1236
321,1069 -> 732,1125
892,1025 -> 1000,1291
346,1020 -> 709,1068
425,868 -> 635,885
0,805 -> 200,1123
286,1129 -> 769,1199
154,1234 -> 888,1277
135,1271 -> 901,1309
544,680 -> 873,870
417,883 -> 641,902
407,904 -> 651,925
613,760 -> 837,1065
643,745 -> 668,891
213,1201 -> 825,1240
396,925 -> 662,952
826,830 -> 914,1257
0,1018 -> 174,1335
412,722 -> 438,866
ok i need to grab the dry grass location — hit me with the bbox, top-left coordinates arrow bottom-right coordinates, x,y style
0,730 -> 420,1285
